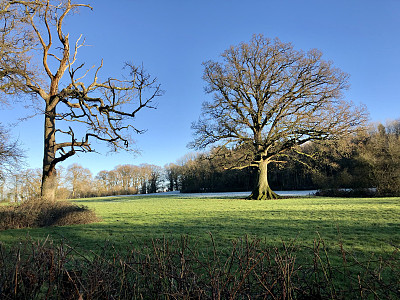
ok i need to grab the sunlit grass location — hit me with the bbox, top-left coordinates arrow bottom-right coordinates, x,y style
0,196 -> 399,261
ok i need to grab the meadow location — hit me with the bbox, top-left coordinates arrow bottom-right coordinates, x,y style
1,194 -> 399,298
0,194 -> 399,259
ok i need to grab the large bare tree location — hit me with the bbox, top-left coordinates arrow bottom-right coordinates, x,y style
0,0 -> 162,200
191,35 -> 367,199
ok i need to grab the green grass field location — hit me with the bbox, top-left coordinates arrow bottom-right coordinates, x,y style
0,195 -> 399,261
1,194 -> 399,298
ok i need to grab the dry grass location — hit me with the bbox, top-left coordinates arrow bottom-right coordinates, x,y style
0,235 -> 398,299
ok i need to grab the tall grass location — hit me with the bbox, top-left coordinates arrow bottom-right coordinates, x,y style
0,234 -> 398,299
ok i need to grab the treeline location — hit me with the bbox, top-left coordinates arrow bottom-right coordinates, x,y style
1,164 -> 164,202
1,120 -> 399,201
166,120 -> 400,196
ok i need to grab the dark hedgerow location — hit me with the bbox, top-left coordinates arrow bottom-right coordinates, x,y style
315,188 -> 377,198
0,200 -> 100,230
0,235 -> 398,299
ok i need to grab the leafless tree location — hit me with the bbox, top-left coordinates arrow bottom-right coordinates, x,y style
16,168 -> 42,200
92,164 -> 163,196
0,124 -> 24,180
66,163 -> 92,198
95,170 -> 113,195
191,35 -> 368,199
0,0 -> 162,200
114,164 -> 140,193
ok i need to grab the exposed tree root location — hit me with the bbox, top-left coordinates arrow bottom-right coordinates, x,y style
247,188 -> 280,200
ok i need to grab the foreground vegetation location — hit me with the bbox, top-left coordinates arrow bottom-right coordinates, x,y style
0,195 -> 399,298
1,234 -> 398,299
0,200 -> 99,230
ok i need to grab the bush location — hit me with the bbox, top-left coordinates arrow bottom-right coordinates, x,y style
316,188 -> 377,198
0,235 -> 398,299
0,199 -> 100,230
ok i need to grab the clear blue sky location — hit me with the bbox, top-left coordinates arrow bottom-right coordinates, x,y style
1,0 -> 399,175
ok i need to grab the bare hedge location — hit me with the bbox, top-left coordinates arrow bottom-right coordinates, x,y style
0,200 -> 100,230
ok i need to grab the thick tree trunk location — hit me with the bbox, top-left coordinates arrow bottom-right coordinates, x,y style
41,106 -> 57,201
41,168 -> 57,201
248,160 -> 279,200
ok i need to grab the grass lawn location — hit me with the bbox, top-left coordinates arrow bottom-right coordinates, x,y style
0,195 -> 399,262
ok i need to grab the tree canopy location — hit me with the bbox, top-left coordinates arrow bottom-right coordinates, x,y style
191,35 -> 368,199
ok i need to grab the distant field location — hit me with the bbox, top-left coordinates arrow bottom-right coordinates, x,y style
0,194 -> 399,263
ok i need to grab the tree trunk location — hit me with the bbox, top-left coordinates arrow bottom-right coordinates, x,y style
41,106 -> 57,201
248,160 -> 279,200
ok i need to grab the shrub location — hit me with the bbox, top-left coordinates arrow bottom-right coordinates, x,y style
0,199 -> 100,230
316,188 -> 377,198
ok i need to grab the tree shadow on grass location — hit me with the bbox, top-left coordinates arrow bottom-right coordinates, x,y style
0,213 -> 398,259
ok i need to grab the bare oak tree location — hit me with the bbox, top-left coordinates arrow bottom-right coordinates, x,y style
191,35 -> 367,199
0,0 -> 162,200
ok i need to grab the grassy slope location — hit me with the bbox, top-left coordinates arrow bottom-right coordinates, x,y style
0,196 -> 399,259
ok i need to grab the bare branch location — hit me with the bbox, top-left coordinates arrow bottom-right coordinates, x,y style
193,34 -> 368,167
191,35 -> 368,199
0,0 -> 162,200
